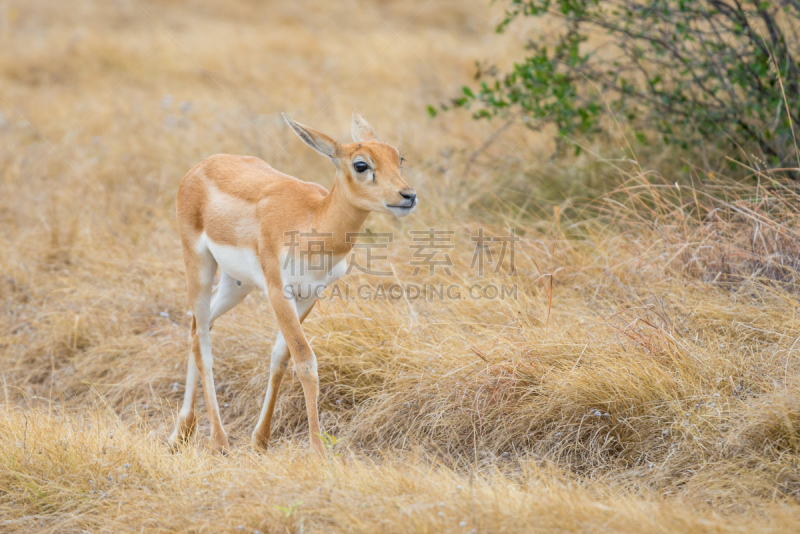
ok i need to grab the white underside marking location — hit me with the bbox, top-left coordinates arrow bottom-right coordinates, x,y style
280,253 -> 347,301
198,234 -> 348,300
200,233 -> 267,291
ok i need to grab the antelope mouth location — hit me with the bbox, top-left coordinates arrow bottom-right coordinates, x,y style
385,198 -> 418,216
385,198 -> 418,210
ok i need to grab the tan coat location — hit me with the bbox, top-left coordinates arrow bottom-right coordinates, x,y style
169,112 -> 417,455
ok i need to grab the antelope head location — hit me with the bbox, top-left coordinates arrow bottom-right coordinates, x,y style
282,110 -> 418,217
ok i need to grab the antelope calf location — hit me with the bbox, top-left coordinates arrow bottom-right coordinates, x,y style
169,111 -> 417,455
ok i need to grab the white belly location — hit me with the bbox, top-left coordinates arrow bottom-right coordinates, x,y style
200,233 -> 347,299
201,234 -> 266,290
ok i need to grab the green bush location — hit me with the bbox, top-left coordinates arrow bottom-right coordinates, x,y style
438,0 -> 800,167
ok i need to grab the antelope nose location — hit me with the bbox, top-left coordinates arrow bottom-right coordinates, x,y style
400,190 -> 417,203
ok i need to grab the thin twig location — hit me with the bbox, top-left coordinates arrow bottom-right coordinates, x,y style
460,119 -> 515,183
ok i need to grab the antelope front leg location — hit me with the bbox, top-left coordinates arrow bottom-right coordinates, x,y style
252,298 -> 317,449
265,285 -> 324,456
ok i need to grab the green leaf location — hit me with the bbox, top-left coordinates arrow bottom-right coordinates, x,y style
435,0 -> 800,165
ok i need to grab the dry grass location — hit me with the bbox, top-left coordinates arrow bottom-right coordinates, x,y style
1,1 -> 800,532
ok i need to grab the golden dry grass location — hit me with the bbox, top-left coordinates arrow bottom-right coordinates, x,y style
1,1 -> 800,532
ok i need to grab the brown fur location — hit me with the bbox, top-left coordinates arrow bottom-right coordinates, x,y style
170,112 -> 416,456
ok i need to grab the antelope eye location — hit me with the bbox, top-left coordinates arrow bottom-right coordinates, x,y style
353,161 -> 369,173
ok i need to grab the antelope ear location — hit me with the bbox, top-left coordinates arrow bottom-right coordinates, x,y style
282,113 -> 338,158
351,110 -> 378,142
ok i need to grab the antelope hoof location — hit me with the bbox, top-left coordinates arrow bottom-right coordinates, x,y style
310,437 -> 325,458
251,431 -> 270,451
211,431 -> 229,455
168,414 -> 197,451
